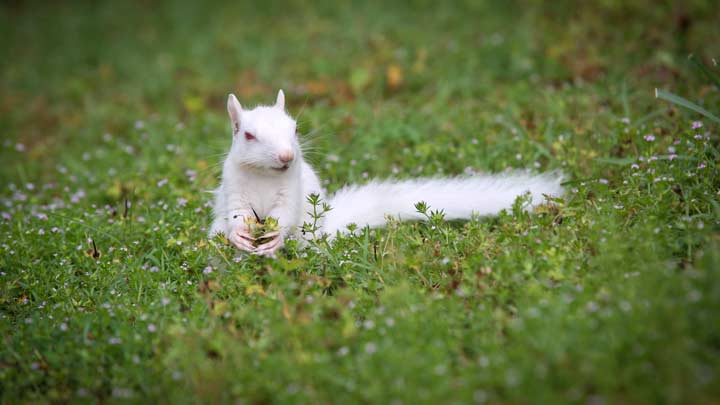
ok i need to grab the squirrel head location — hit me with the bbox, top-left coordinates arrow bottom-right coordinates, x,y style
226,90 -> 300,174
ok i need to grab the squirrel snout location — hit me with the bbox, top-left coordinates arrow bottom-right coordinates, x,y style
278,150 -> 295,164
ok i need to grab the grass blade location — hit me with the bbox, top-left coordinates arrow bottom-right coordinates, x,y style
655,88 -> 720,124
688,54 -> 720,89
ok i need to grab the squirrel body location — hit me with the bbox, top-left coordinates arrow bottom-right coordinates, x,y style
210,90 -> 564,256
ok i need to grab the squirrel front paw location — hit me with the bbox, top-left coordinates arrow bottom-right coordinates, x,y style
253,230 -> 284,257
228,223 -> 255,252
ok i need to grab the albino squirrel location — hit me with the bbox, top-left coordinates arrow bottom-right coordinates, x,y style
210,89 -> 564,256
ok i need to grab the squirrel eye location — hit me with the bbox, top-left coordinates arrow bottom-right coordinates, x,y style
244,131 -> 256,141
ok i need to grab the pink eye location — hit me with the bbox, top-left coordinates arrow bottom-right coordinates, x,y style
244,132 -> 256,141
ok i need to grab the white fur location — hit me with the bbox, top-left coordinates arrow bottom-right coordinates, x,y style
210,92 -> 323,239
321,173 -> 563,235
211,90 -> 564,246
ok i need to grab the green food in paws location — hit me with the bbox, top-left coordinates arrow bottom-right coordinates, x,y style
244,216 -> 280,247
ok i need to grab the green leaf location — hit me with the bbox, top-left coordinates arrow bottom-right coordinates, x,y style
349,67 -> 371,94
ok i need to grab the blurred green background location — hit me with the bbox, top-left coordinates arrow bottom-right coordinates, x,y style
2,0 -> 718,186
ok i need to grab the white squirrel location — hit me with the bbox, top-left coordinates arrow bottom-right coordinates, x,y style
210,89 -> 564,256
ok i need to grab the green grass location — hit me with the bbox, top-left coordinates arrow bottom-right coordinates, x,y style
2,0 -> 720,403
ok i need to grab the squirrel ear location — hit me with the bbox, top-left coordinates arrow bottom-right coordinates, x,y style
275,89 -> 285,110
227,94 -> 242,137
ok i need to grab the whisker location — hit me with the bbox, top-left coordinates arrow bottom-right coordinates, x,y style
294,94 -> 311,123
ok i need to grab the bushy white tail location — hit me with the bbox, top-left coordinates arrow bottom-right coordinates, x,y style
321,171 -> 564,235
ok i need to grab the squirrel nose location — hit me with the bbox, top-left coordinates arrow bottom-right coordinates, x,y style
278,150 -> 294,164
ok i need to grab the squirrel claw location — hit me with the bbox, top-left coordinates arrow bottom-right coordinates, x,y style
254,234 -> 284,257
229,226 -> 255,252
259,230 -> 280,239
230,237 -> 255,252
